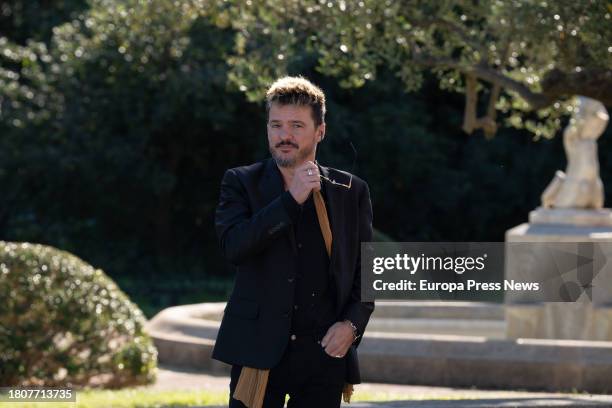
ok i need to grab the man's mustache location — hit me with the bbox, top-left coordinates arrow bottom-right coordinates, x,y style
276,142 -> 298,148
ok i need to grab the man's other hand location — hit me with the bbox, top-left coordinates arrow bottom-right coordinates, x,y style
320,321 -> 354,358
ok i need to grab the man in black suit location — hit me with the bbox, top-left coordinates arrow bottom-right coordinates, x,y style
214,76 -> 374,407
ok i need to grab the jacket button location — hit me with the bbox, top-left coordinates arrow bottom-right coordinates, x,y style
288,277 -> 294,283
290,334 -> 297,341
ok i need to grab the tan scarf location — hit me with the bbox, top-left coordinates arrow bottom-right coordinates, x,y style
233,190 -> 354,407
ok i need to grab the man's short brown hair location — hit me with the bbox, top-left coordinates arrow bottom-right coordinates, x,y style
265,76 -> 326,127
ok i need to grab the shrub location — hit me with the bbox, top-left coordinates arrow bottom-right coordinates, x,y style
0,241 -> 157,388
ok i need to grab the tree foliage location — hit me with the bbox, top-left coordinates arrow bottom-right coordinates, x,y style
0,0 -> 262,288
215,0 -> 611,138
0,0 -> 88,44
1,0 -> 609,313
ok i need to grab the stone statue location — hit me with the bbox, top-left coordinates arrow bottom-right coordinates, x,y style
541,97 -> 609,209
507,98 -> 612,343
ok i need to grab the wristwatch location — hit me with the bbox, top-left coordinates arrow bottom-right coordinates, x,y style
343,319 -> 360,343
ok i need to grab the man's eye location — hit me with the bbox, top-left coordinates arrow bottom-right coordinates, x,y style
292,124 -> 303,128
271,124 -> 280,128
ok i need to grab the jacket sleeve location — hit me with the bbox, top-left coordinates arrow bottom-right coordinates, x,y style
342,182 -> 375,347
215,168 -> 298,265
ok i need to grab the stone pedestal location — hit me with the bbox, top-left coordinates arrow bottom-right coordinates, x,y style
529,207 -> 612,227
505,207 -> 612,341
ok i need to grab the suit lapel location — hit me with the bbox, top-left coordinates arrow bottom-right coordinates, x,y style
259,158 -> 283,203
260,158 -> 298,254
318,164 -> 345,279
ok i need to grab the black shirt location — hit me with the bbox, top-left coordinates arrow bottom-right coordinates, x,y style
281,188 -> 337,335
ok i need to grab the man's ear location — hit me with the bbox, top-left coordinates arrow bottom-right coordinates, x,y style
318,123 -> 326,142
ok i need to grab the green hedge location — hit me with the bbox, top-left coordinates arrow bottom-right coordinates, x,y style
0,241 -> 157,387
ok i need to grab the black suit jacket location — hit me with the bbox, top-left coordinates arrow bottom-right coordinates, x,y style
212,158 -> 374,383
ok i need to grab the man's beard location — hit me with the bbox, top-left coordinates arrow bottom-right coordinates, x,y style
270,142 -> 314,168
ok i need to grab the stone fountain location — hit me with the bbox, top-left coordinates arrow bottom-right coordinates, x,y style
506,96 -> 612,340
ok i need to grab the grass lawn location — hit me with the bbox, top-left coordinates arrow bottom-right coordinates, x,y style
0,387 -> 463,407
0,389 -> 228,408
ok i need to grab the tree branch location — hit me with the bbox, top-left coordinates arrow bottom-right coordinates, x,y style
462,74 -> 478,134
410,49 -> 552,108
541,68 -> 612,107
461,73 -> 498,136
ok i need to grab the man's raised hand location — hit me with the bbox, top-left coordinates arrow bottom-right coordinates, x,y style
288,161 -> 321,204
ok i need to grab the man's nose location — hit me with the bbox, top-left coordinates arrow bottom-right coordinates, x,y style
278,126 -> 293,140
